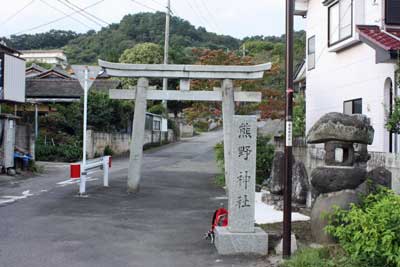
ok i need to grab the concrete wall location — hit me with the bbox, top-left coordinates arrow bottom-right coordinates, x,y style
86,129 -> 175,159
275,138 -> 400,194
179,124 -> 194,138
305,0 -> 398,152
15,123 -> 35,160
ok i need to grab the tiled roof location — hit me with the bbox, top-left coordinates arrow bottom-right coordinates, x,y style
26,63 -> 48,73
0,41 -> 20,55
27,66 -> 72,80
357,25 -> 400,51
26,79 -> 121,98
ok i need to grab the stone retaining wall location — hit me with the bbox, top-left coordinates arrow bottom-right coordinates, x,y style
86,129 -> 175,159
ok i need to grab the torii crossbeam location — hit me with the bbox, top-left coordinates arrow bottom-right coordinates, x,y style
99,60 -> 271,192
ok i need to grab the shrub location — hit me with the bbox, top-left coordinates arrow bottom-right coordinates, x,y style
35,138 -> 82,162
148,104 -> 166,115
214,142 -> 224,171
326,188 -> 400,267
193,120 -> 209,132
168,119 -> 180,139
256,135 -> 275,184
103,145 -> 114,156
293,94 -> 305,137
214,135 -> 275,186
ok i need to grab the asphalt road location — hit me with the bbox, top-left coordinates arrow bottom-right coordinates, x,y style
0,131 -> 269,267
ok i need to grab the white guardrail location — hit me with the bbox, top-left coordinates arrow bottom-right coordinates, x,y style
70,156 -> 112,195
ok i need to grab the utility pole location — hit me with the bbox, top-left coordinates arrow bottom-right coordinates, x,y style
82,67 -> 89,173
162,0 -> 171,111
283,0 -> 294,258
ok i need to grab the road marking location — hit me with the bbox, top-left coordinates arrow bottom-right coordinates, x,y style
0,199 -> 16,205
57,177 -> 98,187
0,190 -> 34,206
212,196 -> 228,200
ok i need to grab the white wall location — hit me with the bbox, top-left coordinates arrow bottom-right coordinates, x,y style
21,51 -> 67,66
305,0 -> 397,152
3,54 -> 26,103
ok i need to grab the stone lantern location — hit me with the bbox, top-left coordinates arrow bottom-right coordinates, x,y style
307,112 -> 374,243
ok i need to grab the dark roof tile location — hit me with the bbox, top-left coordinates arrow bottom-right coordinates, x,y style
357,25 -> 400,51
26,79 -> 121,98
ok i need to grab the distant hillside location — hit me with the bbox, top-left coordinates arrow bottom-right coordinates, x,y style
2,12 -> 305,69
3,30 -> 82,51
3,12 -> 240,64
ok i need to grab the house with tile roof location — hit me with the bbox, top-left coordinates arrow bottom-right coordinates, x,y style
296,0 -> 400,152
24,65 -> 121,112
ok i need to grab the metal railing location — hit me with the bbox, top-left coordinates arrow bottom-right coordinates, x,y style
70,156 -> 112,195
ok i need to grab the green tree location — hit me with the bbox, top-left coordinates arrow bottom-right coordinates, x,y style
119,42 -> 163,64
26,61 -> 53,69
118,43 -> 163,88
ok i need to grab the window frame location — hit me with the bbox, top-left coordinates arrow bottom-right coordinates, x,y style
385,0 -> 400,26
307,35 -> 316,70
328,0 -> 354,47
343,98 -> 362,115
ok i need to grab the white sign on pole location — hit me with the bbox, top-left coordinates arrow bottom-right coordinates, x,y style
72,65 -> 102,91
71,65 -> 101,195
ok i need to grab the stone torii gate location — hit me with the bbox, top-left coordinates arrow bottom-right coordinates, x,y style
99,60 -> 271,192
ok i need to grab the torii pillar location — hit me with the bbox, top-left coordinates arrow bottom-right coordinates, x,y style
99,60 -> 271,192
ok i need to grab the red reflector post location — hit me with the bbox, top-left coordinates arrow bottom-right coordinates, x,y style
70,163 -> 81,179
109,156 -> 112,168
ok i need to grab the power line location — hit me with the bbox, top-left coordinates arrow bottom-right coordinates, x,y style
11,0 -> 105,35
147,0 -> 165,9
56,0 -> 105,27
197,0 -> 221,32
129,0 -> 160,12
64,0 -> 109,26
39,0 -> 92,29
185,1 -> 213,31
1,0 -> 35,26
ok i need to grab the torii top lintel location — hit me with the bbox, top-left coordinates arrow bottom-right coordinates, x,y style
98,60 -> 271,80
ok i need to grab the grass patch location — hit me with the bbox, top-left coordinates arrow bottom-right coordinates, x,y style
281,246 -> 358,267
215,173 -> 225,187
259,221 -> 313,245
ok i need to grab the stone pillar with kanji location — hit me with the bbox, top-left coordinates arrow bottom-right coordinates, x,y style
214,115 -> 268,255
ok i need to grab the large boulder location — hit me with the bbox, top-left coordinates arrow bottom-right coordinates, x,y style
292,161 -> 310,204
268,151 -> 285,194
311,167 -> 366,194
268,151 -> 295,194
311,190 -> 361,244
367,167 -> 392,189
357,167 -> 393,195
307,112 -> 374,145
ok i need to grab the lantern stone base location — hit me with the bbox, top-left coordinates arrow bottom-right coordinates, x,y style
214,226 -> 268,255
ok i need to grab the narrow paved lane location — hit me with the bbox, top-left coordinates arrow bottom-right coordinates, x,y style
0,131 -> 268,267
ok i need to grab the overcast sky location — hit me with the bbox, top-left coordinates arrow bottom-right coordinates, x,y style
0,0 -> 304,38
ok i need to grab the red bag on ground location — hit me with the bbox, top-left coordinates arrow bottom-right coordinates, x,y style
205,208 -> 228,243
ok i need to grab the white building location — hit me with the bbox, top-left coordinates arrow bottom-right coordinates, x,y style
20,49 -> 67,67
296,0 -> 400,152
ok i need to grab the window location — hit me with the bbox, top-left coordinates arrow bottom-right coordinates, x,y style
386,0 -> 400,25
308,36 -> 316,70
343,98 -> 362,114
153,120 -> 161,131
328,0 -> 353,46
